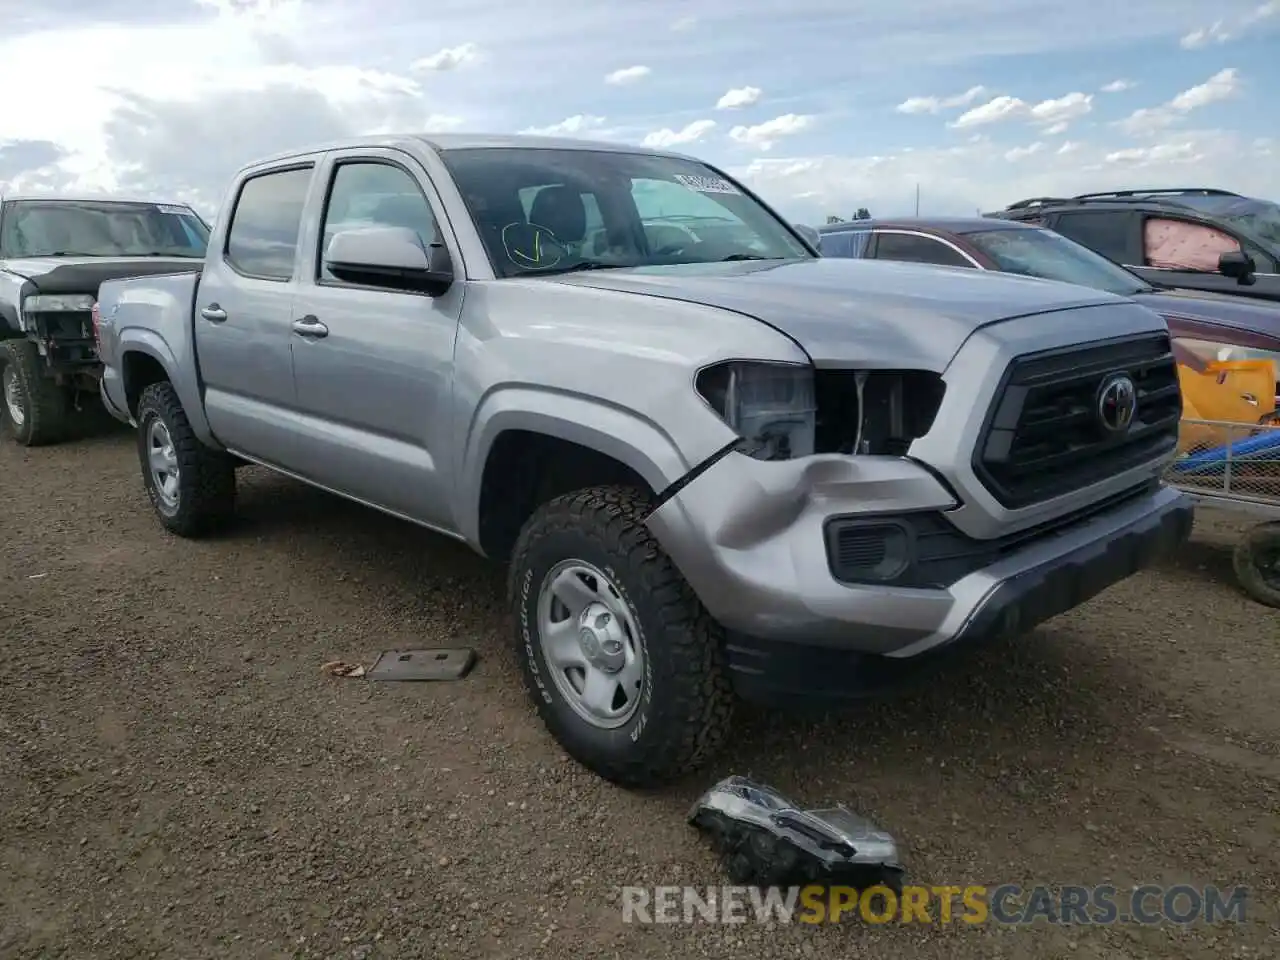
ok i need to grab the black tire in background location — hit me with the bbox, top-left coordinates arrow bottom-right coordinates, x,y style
135,381 -> 236,537
1233,521 -> 1280,609
0,339 -> 70,446
508,484 -> 734,788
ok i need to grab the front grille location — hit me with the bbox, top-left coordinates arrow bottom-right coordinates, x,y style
974,333 -> 1181,508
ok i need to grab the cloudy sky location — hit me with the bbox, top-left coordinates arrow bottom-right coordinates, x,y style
1,0 -> 1277,222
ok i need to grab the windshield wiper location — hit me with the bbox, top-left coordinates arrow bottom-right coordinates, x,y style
527,260 -> 630,277
721,254 -> 782,262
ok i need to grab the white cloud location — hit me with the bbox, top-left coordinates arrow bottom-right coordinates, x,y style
1028,91 -> 1092,130
1117,67 -> 1241,135
605,65 -> 651,85
1246,0 -> 1280,22
671,15 -> 697,31
1043,122 -> 1069,136
716,86 -> 763,110
732,129 -> 1272,222
1105,142 -> 1201,165
642,119 -> 717,148
729,114 -> 814,150
410,42 -> 479,71
895,85 -> 987,115
1101,79 -> 1134,93
1179,21 -> 1232,48
519,115 -> 607,137
949,95 -> 1027,128
1004,142 -> 1044,161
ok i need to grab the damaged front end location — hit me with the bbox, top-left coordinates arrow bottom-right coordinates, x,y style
693,360 -> 947,461
689,775 -> 904,890
20,293 -> 101,392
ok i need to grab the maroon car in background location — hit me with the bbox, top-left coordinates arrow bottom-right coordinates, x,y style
816,217 -> 1280,381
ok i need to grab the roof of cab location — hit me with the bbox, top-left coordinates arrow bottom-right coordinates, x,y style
240,132 -> 696,171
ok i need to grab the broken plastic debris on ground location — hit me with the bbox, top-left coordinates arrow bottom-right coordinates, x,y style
320,649 -> 477,682
688,775 -> 904,890
320,660 -> 366,679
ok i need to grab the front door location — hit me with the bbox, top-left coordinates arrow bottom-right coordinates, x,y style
286,151 -> 464,531
193,164 -> 315,462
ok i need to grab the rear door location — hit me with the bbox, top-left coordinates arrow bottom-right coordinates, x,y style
193,163 -> 315,461
285,148 -> 464,531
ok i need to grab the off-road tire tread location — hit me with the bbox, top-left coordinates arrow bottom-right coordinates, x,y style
1232,520 -> 1280,609
136,381 -> 235,537
508,484 -> 734,788
0,339 -> 70,446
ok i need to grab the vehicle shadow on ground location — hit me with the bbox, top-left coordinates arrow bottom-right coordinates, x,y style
220,473 -> 1172,803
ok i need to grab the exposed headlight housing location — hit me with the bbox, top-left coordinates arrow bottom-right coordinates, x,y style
695,361 -> 816,461
23,294 -> 96,313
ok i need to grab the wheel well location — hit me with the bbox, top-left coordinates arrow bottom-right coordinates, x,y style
478,430 -> 654,563
122,352 -> 169,417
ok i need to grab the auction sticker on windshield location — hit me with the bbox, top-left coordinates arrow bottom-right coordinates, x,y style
156,204 -> 193,216
674,174 -> 741,195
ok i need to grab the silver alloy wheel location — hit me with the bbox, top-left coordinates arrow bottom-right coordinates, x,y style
147,418 -> 181,510
536,559 -> 646,729
3,365 -> 24,427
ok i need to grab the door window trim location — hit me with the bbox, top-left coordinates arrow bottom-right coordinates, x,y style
222,162 -> 315,283
313,156 -> 446,296
872,229 -> 982,268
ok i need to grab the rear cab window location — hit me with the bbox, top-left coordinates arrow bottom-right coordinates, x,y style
224,166 -> 314,281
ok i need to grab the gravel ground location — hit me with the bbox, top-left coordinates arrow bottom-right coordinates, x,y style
2,419 -> 1278,960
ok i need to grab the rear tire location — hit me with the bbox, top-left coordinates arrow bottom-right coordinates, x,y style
136,381 -> 236,537
0,339 -> 70,446
508,485 -> 734,788
1233,521 -> 1280,609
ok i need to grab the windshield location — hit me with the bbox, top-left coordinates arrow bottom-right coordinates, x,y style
1171,195 -> 1280,252
965,227 -> 1150,296
438,147 -> 811,277
0,200 -> 210,258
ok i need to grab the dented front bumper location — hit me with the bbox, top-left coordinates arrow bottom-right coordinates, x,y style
645,450 -> 1194,693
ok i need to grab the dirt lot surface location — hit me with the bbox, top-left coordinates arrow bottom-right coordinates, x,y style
2,421 -> 1278,960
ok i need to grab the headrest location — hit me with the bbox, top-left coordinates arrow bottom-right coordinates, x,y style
528,185 -> 586,243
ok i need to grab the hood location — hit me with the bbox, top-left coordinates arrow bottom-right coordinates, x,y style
542,258 -> 1128,369
1135,288 -> 1280,348
0,255 -> 203,295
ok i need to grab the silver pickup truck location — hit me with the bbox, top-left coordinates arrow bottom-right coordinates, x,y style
96,133 -> 1195,787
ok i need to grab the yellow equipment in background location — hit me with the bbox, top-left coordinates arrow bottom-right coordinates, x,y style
1177,357 -> 1277,454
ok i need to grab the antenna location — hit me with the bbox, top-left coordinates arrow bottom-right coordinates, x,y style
914,184 -> 920,216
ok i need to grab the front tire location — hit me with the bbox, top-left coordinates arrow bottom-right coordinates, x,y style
136,381 -> 236,537
0,339 -> 70,446
508,485 -> 734,787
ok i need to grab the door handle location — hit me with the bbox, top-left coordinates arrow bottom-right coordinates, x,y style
291,315 -> 329,339
200,304 -> 227,323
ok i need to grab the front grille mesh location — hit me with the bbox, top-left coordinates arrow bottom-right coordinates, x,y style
974,333 -> 1181,508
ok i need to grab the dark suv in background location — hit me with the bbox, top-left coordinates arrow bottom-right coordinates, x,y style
986,189 -> 1280,303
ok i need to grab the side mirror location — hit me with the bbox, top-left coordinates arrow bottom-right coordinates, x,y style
324,226 -> 454,296
794,223 -> 821,250
1218,249 -> 1258,286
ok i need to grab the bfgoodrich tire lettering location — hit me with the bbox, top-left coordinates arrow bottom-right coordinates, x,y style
135,381 -> 236,537
0,339 -> 70,446
508,485 -> 734,787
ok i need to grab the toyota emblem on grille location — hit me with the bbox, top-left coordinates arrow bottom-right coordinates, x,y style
1097,373 -> 1138,433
